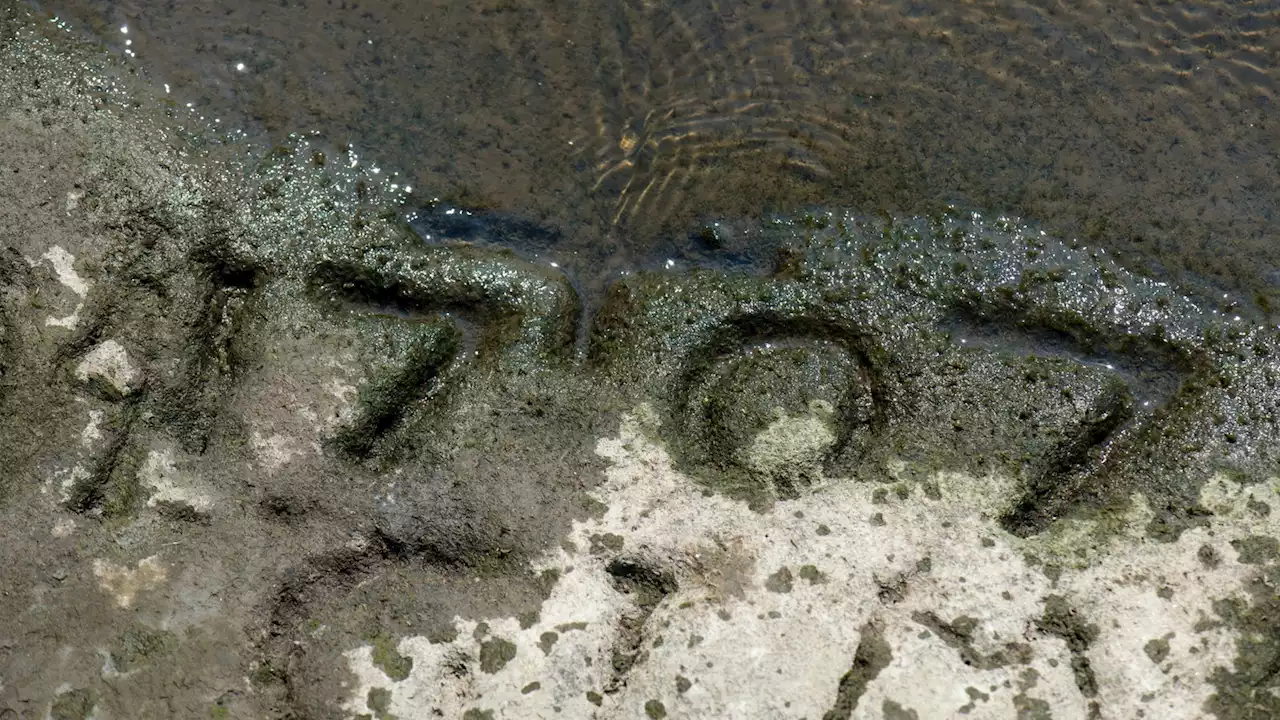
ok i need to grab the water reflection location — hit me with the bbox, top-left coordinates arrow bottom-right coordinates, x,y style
25,0 -> 1280,312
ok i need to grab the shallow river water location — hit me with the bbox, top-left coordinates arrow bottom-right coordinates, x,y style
27,0 -> 1280,310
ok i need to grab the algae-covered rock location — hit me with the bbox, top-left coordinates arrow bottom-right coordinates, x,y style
1,3 -> 1279,719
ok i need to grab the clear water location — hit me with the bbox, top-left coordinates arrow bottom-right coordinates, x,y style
28,0 -> 1280,312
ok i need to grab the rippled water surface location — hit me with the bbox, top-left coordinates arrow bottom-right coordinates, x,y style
28,0 -> 1280,309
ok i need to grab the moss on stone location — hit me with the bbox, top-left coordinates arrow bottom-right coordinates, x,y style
370,634 -> 413,682
644,699 -> 667,718
50,689 -> 94,720
1143,637 -> 1170,664
1205,593 -> 1280,718
111,624 -> 176,672
765,567 -> 794,593
478,637 -> 518,674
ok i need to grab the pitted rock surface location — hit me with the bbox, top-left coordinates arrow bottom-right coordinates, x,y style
0,5 -> 1278,719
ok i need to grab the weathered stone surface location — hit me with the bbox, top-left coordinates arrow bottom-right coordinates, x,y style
0,4 -> 1278,719
74,339 -> 139,397
341,413 -> 1280,719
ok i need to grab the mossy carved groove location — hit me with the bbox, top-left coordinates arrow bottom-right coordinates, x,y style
665,313 -> 885,502
328,322 -> 461,459
308,243 -> 581,366
276,205 -> 1280,534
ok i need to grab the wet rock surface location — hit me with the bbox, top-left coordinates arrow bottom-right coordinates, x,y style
1,5 -> 1279,719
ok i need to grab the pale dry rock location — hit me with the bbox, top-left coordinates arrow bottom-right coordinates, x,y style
40,245 -> 88,296
92,555 -> 167,609
342,409 -> 1278,719
65,188 -> 84,214
250,431 -> 314,472
39,245 -> 89,329
744,399 -> 837,481
75,340 -> 139,396
139,447 -> 212,512
53,465 -> 90,503
79,408 -> 104,448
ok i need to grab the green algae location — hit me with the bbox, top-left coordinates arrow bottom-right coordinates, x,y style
478,637 -> 518,674
1205,590 -> 1280,719
49,689 -> 94,720
370,635 -> 413,682
110,625 -> 176,672
822,622 -> 892,720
